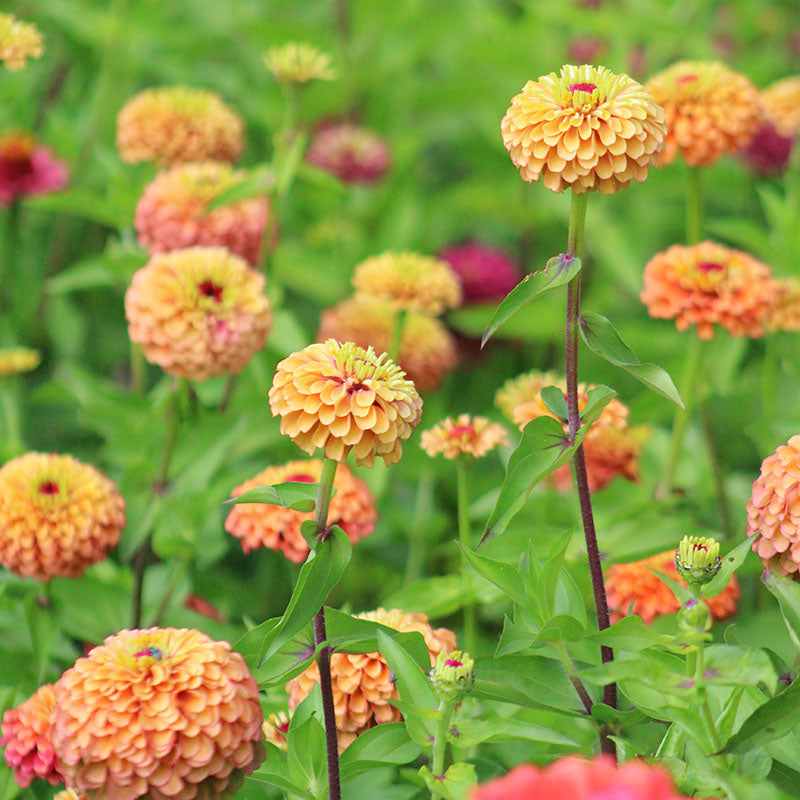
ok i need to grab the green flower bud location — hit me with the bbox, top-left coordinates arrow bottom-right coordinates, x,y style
675,535 -> 721,587
430,650 -> 474,703
677,597 -> 712,637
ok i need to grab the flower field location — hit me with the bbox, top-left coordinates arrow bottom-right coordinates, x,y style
1,2 -> 800,799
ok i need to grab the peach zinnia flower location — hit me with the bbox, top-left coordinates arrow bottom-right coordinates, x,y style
0,14 -> 42,71
287,608 -> 455,749
317,298 -> 457,392
767,278 -> 800,333
269,340 -> 423,467
352,251 -> 462,315
125,246 -> 272,380
1,684 -> 62,788
760,76 -> 800,138
641,241 -> 776,340
225,459 -> 376,563
134,161 -> 271,266
421,414 -> 508,460
0,132 -> 67,206
306,121 -> 390,184
472,755 -> 692,800
501,64 -> 666,194
747,435 -> 800,576
605,550 -> 740,624
117,87 -> 244,166
51,627 -> 264,800
0,452 -> 125,581
646,60 -> 760,167
0,347 -> 40,377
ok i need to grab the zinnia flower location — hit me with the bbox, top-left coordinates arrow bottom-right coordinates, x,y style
1,684 -> 62,788
0,347 -> 40,376
437,242 -> 520,304
421,414 -> 508,460
134,161 -> 271,266
306,121 -> 390,184
286,608 -> 456,749
740,122 -> 794,176
767,278 -> 800,333
51,627 -> 265,800
125,246 -> 272,380
760,76 -> 800,138
472,755 -> 692,800
352,251 -> 462,315
646,60 -> 760,167
263,42 -> 336,85
316,298 -> 457,392
495,370 -> 561,419
501,64 -> 666,194
605,550 -> 740,624
0,132 -> 67,206
746,435 -> 800,576
117,87 -> 244,166
269,340 -> 423,467
0,452 -> 125,581
262,712 -> 290,750
0,14 -> 42,71
225,459 -> 376,563
641,241 -> 776,340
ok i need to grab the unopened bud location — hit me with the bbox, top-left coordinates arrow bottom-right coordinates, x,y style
430,649 -> 474,703
675,535 -> 721,586
677,597 -> 711,637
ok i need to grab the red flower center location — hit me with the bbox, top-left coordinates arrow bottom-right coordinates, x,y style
198,280 -> 224,302
277,720 -> 290,734
696,261 -> 724,273
569,82 -> 597,93
677,73 -> 699,84
133,646 -> 163,660
285,473 -> 314,483
0,135 -> 35,182
445,658 -> 464,668
450,425 -> 476,439
38,481 -> 59,495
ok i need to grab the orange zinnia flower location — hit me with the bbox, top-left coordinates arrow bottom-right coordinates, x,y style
760,76 -> 800,138
421,414 -> 508,460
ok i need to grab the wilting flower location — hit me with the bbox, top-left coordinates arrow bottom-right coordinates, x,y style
352,251 -> 462,315
495,370 -> 561,419
287,608 -> 456,749
306,121 -> 390,184
646,60 -> 760,167
437,242 -> 519,304
317,298 -> 457,392
760,76 -> 800,138
747,435 -> 800,576
125,246 -> 272,380
0,452 -> 125,581
0,14 -> 42,71
134,161 -> 271,266
0,347 -> 40,377
262,711 -> 290,750
605,550 -> 739,624
0,132 -> 67,206
740,122 -> 794,176
263,42 -> 336,85
117,87 -> 244,166
421,414 -> 508,460
51,627 -> 264,800
1,684 -> 62,788
225,459 -> 376,563
472,755 -> 692,800
767,278 -> 800,333
501,64 -> 666,194
269,340 -> 423,467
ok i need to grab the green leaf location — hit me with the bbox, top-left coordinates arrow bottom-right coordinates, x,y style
703,537 -> 751,598
222,481 -> 331,512
339,723 -> 421,782
540,385 -> 568,421
702,645 -> 777,693
533,614 -> 586,644
286,698 -> 327,795
450,716 -> 578,747
585,615 -> 674,652
460,547 -> 527,607
579,311 -> 684,408
204,165 -> 275,212
245,772 -> 316,800
383,574 -> 476,618
724,680 -> 800,753
761,571 -> 800,653
419,762 -> 477,800
23,594 -> 56,685
580,385 -> 617,426
481,254 -> 581,347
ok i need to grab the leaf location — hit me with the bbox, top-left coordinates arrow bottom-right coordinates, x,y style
222,481 -> 331,512
585,615 -> 673,652
339,723 -> 421,782
450,716 -> 578,748
286,710 -> 326,795
481,254 -> 581,347
761,571 -> 800,653
383,574 -> 477,618
724,680 -> 800,753
702,537 -> 751,598
460,547 -> 527,607
419,762 -> 477,800
702,645 -> 777,693
579,311 -> 684,409
540,385 -> 568,420
245,773 -> 316,800
580,385 -> 617,426
204,165 -> 275,212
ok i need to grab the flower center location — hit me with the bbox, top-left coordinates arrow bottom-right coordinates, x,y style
696,261 -> 724,273
569,82 -> 597,93
38,480 -> 59,495
677,73 -> 698,84
445,658 -> 464,668
133,646 -> 163,660
277,720 -> 290,734
198,279 -> 223,302
449,425 -> 476,440
0,134 -> 35,181
285,473 -> 314,483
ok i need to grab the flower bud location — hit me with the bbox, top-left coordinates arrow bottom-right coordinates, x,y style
675,535 -> 721,587
677,597 -> 711,637
430,650 -> 474,703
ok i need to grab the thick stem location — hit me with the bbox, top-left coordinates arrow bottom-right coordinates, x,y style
388,309 -> 407,363
456,460 -> 475,655
694,642 -> 723,754
430,699 -> 455,797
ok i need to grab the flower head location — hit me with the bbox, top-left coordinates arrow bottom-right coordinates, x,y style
501,64 -> 666,194
287,608 -> 455,749
262,711 -> 290,750
767,278 -> 800,333
1,684 -> 62,788
646,60 -> 760,167
317,298 -> 457,392
125,246 -> 272,380
269,340 -> 423,467
747,435 -> 800,576
0,452 -> 125,581
760,76 -> 800,138
495,370 -> 561,419
675,535 -> 721,586
421,414 -> 508,460
740,122 -> 794,176
430,650 -> 475,703
472,755 -> 692,800
352,251 -> 462,314
117,87 -> 244,166
307,121 -> 390,184
0,347 -> 40,377
134,161 -> 271,266
605,550 -> 739,624
225,459 -> 376,563
51,627 -> 264,800
263,43 -> 336,85
641,241 -> 776,340
0,132 -> 67,206
0,14 -> 42,71
438,242 -> 520,304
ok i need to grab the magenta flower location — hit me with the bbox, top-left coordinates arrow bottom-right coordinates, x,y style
306,120 -> 390,184
0,133 -> 67,205
740,122 -> 794,177
438,242 -> 519,304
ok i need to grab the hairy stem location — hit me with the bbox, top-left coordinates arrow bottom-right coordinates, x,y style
430,699 -> 455,797
456,460 -> 475,655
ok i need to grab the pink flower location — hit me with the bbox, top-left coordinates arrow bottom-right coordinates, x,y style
306,121 -> 390,184
740,122 -> 794,177
437,242 -> 519,304
0,132 -> 67,205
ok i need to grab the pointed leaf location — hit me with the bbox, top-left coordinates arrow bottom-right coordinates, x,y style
222,481 -> 332,512
540,385 -> 568,421
762,570 -> 800,653
702,537 -> 751,598
724,679 -> 800,753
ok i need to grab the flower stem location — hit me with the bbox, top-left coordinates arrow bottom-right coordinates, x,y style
761,333 -> 778,422
686,167 -> 703,246
563,191 -> 617,756
388,309 -> 407,363
0,379 -> 23,455
456,460 -> 475,655
130,341 -> 145,395
552,641 -> 594,715
699,403 -> 735,540
430,699 -> 455,798
694,640 -> 723,754
218,374 -> 236,413
405,466 -> 434,584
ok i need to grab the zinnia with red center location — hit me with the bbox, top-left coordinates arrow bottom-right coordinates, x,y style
641,241 -> 776,340
501,63 -> 666,194
421,414 -> 508,460
287,608 -> 455,750
225,459 -> 376,563
0,452 -> 125,581
306,121 -> 390,184
125,246 -> 272,380
0,132 -> 67,206
268,340 -> 423,467
437,242 -> 520,304
51,627 -> 265,800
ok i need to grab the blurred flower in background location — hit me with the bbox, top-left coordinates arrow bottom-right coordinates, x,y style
740,121 -> 793,176
263,42 -> 336,85
306,120 -> 391,184
421,414 -> 508,460
767,278 -> 800,333
0,132 -> 67,206
0,347 -> 40,377
438,242 -> 519,305
0,14 -> 42,71
760,75 -> 800,138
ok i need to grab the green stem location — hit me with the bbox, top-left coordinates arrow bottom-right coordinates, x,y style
430,699 -> 455,797
699,403 -> 735,540
2,202 -> 19,318
150,559 -> 188,627
219,374 -> 236,413
0,380 -> 23,454
388,309 -> 408,363
405,466 -> 434,583
130,341 -> 145,395
686,166 -> 703,245
694,641 -> 723,754
552,641 -> 594,714
761,333 -> 778,424
155,383 -> 182,492
456,460 -> 475,655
